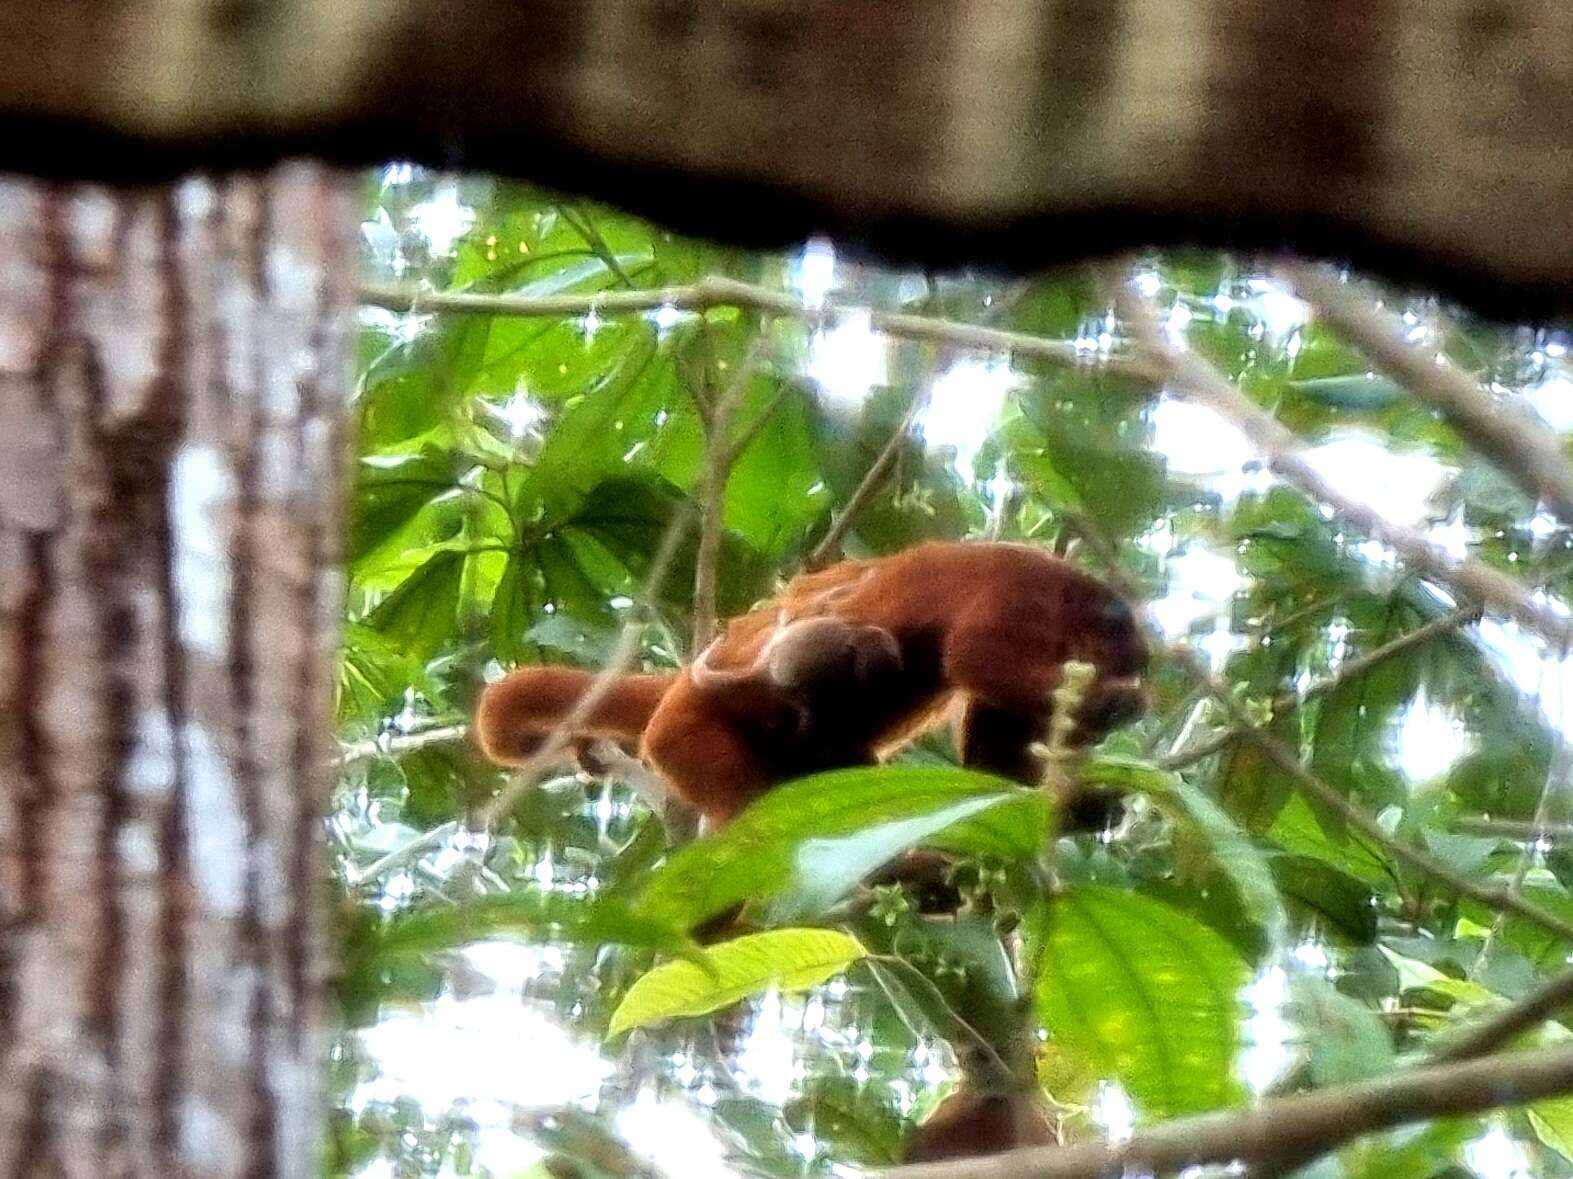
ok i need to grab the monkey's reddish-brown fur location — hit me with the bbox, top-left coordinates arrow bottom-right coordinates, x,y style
900,1090 -> 1056,1163
475,542 -> 1148,823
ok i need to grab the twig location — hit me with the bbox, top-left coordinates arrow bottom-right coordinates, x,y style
1433,963 -> 1573,1064
1174,642 -> 1573,942
1454,817 -> 1573,842
480,508 -> 693,830
864,956 -> 1015,1089
692,338 -> 771,648
878,1042 -> 1573,1179
1285,263 -> 1573,527
1302,603 -> 1482,700
360,278 -> 1161,384
556,204 -> 636,289
1256,955 -> 1573,1179
1105,267 -> 1573,651
1158,725 -> 1239,772
351,821 -> 460,888
1069,512 -> 1573,947
339,723 -> 471,766
725,380 -> 794,466
1160,603 -> 1482,771
805,393 -> 926,571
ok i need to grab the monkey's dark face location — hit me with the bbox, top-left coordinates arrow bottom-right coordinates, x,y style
1088,593 -> 1149,678
1062,588 -> 1150,746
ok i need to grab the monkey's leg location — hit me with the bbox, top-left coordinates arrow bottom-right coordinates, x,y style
946,631 -> 1122,833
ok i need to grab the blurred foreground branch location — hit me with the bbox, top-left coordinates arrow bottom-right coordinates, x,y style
1287,262 -> 1573,528
881,1042 -> 1573,1179
1107,267 -> 1573,651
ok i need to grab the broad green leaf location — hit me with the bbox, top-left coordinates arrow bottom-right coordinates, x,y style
1289,974 -> 1393,1086
855,911 -> 1021,1050
365,550 -> 465,661
1033,886 -> 1248,1117
1531,1104 -> 1573,1164
349,450 -> 465,566
608,928 -> 865,1035
337,623 -> 433,725
488,552 -> 532,663
1088,756 -> 1288,954
785,1076 -> 903,1166
634,767 -> 1035,929
1269,854 -> 1378,945
1219,710 -> 1302,835
1269,793 -> 1392,886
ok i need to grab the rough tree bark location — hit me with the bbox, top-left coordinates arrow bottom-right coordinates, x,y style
0,165 -> 356,1177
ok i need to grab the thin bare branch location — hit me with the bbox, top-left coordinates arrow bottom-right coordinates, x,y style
360,278 -> 1161,384
805,393 -> 926,571
1433,963 -> 1573,1063
1160,603 -> 1482,771
480,507 -> 693,830
1180,642 -> 1573,943
1158,725 -> 1239,772
1105,266 -> 1573,650
692,338 -> 771,648
1286,262 -> 1573,527
880,1043 -> 1573,1179
1454,817 -> 1573,842
1303,603 -> 1483,700
1069,512 -> 1573,947
1255,954 -> 1573,1179
339,723 -> 471,766
351,821 -> 460,888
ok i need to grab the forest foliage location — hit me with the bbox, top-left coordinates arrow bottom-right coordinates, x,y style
331,167 -> 1573,1179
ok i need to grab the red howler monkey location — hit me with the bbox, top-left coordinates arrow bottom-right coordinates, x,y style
474,541 -> 1148,825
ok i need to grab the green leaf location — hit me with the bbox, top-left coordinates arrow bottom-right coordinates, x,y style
1269,853 -> 1379,944
1032,886 -> 1248,1117
349,450 -> 464,566
1531,1102 -> 1573,1164
1088,756 -> 1288,954
487,552 -> 530,663
337,622 -> 433,725
1269,793 -> 1392,886
365,550 -> 465,661
633,767 -> 1035,930
607,928 -> 866,1036
1219,711 -> 1302,835
1289,973 -> 1393,1086
1290,374 -> 1405,411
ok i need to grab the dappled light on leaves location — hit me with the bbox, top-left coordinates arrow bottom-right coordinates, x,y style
330,163 -> 1573,1178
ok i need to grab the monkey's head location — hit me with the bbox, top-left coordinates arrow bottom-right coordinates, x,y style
1061,583 -> 1150,747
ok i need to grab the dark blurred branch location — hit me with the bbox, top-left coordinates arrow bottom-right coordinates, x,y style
1432,963 -> 1573,1064
1286,263 -> 1573,527
881,1043 -> 1573,1179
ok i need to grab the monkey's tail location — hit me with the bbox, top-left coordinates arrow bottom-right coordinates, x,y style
473,666 -> 679,765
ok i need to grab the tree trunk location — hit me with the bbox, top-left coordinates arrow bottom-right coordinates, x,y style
0,165 -> 355,1178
